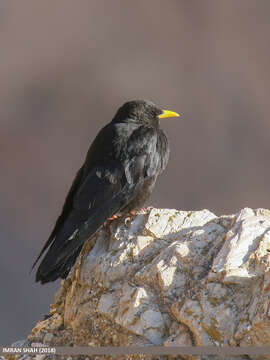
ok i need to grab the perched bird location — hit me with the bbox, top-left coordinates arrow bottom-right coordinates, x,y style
33,100 -> 180,284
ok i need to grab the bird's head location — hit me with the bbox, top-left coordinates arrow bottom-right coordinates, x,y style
112,100 -> 180,127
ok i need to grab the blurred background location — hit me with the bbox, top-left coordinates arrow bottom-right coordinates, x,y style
1,0 -> 270,344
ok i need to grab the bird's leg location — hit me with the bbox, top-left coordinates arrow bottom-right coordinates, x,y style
124,207 -> 149,225
108,213 -> 122,221
104,213 -> 123,236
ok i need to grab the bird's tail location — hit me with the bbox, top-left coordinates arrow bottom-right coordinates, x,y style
35,203 -> 122,283
35,211 -> 89,283
35,183 -> 137,284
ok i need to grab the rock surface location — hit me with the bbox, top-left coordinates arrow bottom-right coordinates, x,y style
19,208 -> 270,359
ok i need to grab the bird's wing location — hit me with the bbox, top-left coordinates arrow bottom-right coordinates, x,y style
53,127 -> 161,256
31,165 -> 85,270
35,126 -> 163,282
35,163 -> 129,282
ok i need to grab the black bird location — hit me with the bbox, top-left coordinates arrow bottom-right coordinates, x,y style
33,100 -> 180,284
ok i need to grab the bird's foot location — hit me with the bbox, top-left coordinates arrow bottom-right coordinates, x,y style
105,213 -> 123,231
108,213 -> 122,221
124,207 -> 149,225
135,207 -> 149,214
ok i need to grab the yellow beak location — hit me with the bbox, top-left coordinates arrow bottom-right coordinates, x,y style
158,109 -> 181,119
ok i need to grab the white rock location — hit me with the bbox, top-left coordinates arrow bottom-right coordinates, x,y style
24,207 -> 270,360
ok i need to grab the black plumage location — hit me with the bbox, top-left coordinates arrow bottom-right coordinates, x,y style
33,100 -> 179,284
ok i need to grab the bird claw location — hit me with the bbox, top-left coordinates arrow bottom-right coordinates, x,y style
108,213 -> 122,221
124,207 -> 149,225
131,207 -> 149,216
125,216 -> 132,226
138,207 -> 149,214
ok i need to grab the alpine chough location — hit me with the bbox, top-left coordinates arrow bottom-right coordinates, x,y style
33,100 -> 180,284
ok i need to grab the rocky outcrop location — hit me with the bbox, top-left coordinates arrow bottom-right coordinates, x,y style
26,207 -> 270,359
